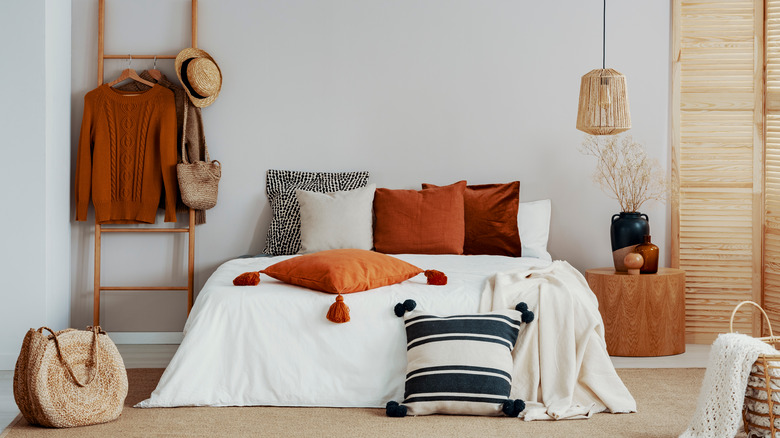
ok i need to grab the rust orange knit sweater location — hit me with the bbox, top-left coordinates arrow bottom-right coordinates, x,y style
75,84 -> 178,224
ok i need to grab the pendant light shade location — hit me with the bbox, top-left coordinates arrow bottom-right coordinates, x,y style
576,68 -> 631,135
576,0 -> 630,135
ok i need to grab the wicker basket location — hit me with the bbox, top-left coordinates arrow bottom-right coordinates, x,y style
731,301 -> 780,437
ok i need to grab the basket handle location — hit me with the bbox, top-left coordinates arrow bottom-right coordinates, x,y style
179,97 -> 212,165
39,326 -> 102,387
730,301 -> 774,337
180,97 -> 190,165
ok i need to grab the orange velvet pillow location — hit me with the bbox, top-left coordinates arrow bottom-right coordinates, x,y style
260,248 -> 423,294
422,182 -> 522,257
373,181 -> 467,255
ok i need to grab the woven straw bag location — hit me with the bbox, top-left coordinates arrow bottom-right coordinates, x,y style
176,99 -> 220,210
731,301 -> 780,437
13,326 -> 128,428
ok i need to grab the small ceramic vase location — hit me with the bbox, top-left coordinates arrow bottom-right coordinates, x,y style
624,253 -> 644,275
611,212 -> 650,272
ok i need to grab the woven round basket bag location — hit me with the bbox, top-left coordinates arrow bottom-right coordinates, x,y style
13,326 -> 128,428
731,301 -> 780,437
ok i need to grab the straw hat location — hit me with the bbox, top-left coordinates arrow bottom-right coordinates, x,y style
175,48 -> 222,108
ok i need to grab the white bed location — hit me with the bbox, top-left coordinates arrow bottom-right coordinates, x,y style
135,174 -> 637,417
136,254 -> 551,408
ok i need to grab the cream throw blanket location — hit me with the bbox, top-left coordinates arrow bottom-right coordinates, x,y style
479,260 -> 637,420
680,333 -> 778,438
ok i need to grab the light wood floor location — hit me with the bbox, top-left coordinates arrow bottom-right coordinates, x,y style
0,344 -> 711,432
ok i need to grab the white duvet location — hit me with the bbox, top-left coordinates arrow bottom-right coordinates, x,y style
137,254 -> 546,408
136,254 -> 634,416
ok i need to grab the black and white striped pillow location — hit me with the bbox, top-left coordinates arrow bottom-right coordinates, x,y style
264,169 -> 370,255
386,300 -> 534,417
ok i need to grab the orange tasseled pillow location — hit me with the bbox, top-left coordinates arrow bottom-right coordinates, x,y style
232,249 -> 447,323
260,249 -> 423,294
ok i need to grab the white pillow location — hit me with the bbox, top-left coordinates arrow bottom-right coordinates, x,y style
517,199 -> 552,261
296,184 -> 376,254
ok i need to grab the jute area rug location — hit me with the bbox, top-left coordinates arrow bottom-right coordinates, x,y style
3,368 -> 710,438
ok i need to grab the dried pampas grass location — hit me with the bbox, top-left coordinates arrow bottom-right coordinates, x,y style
580,134 -> 668,212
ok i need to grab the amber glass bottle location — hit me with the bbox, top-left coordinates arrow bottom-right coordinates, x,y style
635,235 -> 659,274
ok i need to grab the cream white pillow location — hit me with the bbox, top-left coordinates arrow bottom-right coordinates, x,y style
296,184 -> 376,254
517,199 -> 552,261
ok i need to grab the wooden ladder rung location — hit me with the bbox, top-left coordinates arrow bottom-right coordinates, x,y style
103,54 -> 177,60
100,286 -> 189,291
100,227 -> 190,233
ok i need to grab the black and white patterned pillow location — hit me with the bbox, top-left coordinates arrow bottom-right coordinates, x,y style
386,300 -> 534,418
264,169 -> 370,255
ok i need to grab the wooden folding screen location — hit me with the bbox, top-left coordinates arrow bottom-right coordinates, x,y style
765,1 -> 780,333
672,0 -> 764,343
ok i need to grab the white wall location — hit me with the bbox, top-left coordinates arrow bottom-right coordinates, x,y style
69,0 -> 671,333
0,0 -> 71,370
44,0 -> 73,346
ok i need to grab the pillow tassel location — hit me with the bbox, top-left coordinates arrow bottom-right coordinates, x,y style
424,270 -> 448,285
327,295 -> 350,323
233,271 -> 261,286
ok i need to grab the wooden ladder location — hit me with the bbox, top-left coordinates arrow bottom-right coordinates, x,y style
92,0 -> 199,326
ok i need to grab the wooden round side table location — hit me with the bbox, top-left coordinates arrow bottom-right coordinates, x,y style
585,267 -> 686,357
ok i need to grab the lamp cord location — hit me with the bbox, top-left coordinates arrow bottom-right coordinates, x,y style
602,0 -> 606,69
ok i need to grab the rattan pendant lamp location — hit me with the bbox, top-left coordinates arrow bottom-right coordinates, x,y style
576,0 -> 630,135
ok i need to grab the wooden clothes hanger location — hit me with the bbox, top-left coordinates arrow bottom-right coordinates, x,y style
147,56 -> 163,81
108,56 -> 155,87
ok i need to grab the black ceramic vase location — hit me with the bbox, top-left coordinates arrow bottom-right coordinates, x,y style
610,212 -> 650,272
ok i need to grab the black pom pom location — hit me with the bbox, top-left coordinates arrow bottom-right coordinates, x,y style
394,300 -> 417,317
386,401 -> 408,417
515,302 -> 534,324
502,399 -> 525,417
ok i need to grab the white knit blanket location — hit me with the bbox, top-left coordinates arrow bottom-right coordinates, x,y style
479,260 -> 637,420
681,333 -> 778,438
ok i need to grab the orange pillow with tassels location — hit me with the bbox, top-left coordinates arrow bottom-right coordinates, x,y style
232,249 -> 447,323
